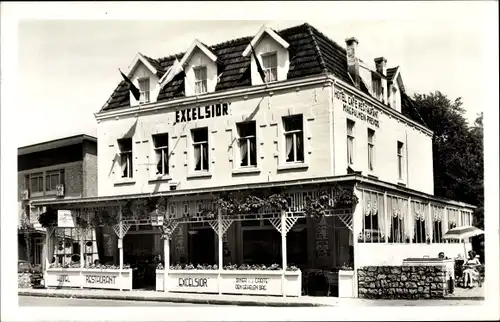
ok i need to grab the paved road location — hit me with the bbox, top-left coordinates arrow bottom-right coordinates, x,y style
19,296 -> 218,307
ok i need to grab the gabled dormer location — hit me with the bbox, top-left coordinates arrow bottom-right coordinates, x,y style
180,39 -> 219,97
126,52 -> 161,106
387,66 -> 406,112
242,25 -> 290,85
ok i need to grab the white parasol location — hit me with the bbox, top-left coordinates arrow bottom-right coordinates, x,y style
442,225 -> 484,258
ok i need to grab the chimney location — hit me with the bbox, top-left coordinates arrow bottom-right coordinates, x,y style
345,37 -> 360,88
374,57 -> 388,104
374,57 -> 387,76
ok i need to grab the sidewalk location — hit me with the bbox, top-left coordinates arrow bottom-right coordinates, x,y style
18,288 -> 342,307
18,288 -> 484,307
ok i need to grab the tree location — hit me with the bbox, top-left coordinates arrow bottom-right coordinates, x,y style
410,92 -> 484,228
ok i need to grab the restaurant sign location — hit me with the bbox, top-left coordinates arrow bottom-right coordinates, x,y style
175,103 -> 231,124
45,269 -> 133,290
334,89 -> 380,128
57,210 -> 76,228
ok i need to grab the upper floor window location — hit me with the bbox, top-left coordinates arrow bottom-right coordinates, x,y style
397,141 -> 404,180
262,53 -> 278,83
29,172 -> 44,193
237,121 -> 257,167
153,133 -> 169,176
283,115 -> 304,163
118,138 -> 133,178
138,78 -> 150,103
367,129 -> 375,171
347,120 -> 355,165
194,66 -> 208,94
46,170 -> 64,191
391,86 -> 398,108
192,128 -> 209,171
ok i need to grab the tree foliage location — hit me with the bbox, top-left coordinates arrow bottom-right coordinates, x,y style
411,91 -> 484,228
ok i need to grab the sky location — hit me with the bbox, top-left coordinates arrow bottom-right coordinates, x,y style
6,2 -> 498,147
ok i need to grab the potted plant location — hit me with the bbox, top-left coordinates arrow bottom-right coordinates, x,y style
338,262 -> 355,298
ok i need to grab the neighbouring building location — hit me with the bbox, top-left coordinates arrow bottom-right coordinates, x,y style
33,23 -> 475,295
18,134 -> 98,269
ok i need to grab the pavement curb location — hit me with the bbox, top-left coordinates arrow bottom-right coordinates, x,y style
18,290 -> 326,307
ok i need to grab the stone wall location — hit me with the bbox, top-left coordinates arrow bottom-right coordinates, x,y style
358,265 -> 448,299
18,273 -> 32,288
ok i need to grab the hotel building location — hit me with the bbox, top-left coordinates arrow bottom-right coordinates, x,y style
33,23 -> 475,295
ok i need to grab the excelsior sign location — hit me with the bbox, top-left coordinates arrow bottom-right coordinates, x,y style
175,103 -> 231,123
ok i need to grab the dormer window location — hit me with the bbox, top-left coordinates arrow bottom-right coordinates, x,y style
194,66 -> 208,94
371,73 -> 382,101
262,52 -> 278,83
138,78 -> 150,103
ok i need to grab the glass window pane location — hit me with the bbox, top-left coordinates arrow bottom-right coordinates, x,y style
192,128 -> 208,143
283,115 -> 302,132
153,134 -> 168,148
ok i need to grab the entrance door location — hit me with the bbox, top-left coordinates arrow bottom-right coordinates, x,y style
189,228 -> 215,265
34,237 -> 43,265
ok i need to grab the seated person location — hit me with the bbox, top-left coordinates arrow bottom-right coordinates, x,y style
462,250 -> 481,288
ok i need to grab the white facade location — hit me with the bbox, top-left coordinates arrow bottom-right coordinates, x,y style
97,75 -> 434,197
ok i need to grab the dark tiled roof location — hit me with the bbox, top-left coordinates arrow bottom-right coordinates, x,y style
387,66 -> 398,82
100,23 -> 356,112
401,92 -> 427,127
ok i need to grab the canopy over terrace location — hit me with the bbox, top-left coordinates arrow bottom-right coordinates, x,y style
32,174 -> 475,296
32,176 -> 363,296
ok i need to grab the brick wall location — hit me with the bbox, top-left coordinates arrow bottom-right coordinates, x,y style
82,140 -> 98,197
358,265 -> 448,299
64,162 -> 83,196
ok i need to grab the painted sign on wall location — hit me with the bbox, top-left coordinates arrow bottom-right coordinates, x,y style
57,210 -> 76,228
167,273 -> 219,293
175,103 -> 231,123
315,217 -> 329,258
174,227 -> 186,261
334,89 -> 380,128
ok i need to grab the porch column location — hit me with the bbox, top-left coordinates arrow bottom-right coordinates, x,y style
352,186 -> 363,298
427,202 -> 433,243
281,210 -> 287,298
119,207 -> 123,270
218,209 -> 223,295
164,235 -> 170,293
80,223 -> 84,289
162,219 -> 179,293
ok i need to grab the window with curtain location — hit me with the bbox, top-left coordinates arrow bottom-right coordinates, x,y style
387,196 -> 407,243
432,205 -> 444,243
359,190 -> 385,243
283,115 -> 304,163
237,121 -> 257,167
194,66 -> 208,94
153,133 -> 169,175
118,138 -> 133,178
347,120 -> 355,165
192,128 -> 209,171
447,208 -> 459,244
367,129 -> 375,171
413,201 -> 428,243
262,52 -> 278,83
138,78 -> 150,103
397,141 -> 404,180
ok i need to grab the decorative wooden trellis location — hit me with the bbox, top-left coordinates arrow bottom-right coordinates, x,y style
268,216 -> 299,236
112,223 -> 132,239
208,219 -> 234,236
161,220 -> 180,239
